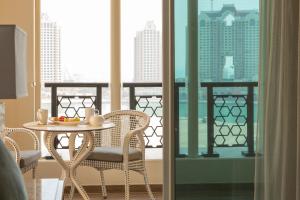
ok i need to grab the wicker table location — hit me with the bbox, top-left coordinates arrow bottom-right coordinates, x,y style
23,121 -> 115,200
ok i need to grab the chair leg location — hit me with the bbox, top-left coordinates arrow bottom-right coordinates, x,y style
124,170 -> 130,200
32,167 -> 36,179
99,170 -> 107,199
142,170 -> 155,200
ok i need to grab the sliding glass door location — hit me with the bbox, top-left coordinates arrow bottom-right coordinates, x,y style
174,0 -> 259,199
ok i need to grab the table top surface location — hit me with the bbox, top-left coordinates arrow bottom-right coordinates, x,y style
23,121 -> 115,132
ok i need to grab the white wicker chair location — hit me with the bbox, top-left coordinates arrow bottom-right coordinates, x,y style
2,128 -> 40,177
69,110 -> 155,200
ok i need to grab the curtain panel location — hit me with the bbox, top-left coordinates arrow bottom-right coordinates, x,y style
255,0 -> 300,199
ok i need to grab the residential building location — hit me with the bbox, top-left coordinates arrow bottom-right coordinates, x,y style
41,14 -> 62,83
199,4 -> 259,81
134,21 -> 161,82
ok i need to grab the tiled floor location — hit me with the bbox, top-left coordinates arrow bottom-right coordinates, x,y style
65,192 -> 162,200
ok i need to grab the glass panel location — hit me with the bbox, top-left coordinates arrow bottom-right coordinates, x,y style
174,0 -> 259,199
40,0 -> 110,155
121,0 -> 163,150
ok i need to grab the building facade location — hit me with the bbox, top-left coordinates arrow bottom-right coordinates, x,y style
199,4 -> 259,82
134,21 -> 161,82
41,14 -> 62,83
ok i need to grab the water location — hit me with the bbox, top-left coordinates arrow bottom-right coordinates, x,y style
179,101 -> 258,122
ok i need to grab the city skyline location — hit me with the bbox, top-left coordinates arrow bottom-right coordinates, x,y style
41,1 -> 259,83
41,0 -> 162,83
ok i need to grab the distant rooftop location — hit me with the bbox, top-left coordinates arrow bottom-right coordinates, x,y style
201,4 -> 258,18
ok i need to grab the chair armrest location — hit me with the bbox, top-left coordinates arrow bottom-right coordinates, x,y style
5,128 -> 40,151
123,128 -> 146,163
2,136 -> 21,164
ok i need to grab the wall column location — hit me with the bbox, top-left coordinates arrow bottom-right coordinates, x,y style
110,0 -> 121,111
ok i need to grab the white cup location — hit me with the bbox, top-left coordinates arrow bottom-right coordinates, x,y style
37,109 -> 48,125
89,109 -> 104,126
85,107 -> 95,122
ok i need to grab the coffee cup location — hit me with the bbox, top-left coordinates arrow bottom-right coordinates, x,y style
85,107 -> 94,122
37,109 -> 48,125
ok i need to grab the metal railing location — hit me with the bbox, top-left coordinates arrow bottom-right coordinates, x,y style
200,82 -> 258,157
45,82 -> 163,149
123,82 -> 163,148
45,81 -> 258,156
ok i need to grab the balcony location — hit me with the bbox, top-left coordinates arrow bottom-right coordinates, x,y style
44,81 -> 258,158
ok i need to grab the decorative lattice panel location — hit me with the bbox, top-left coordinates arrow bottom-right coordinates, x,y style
135,95 -> 163,148
55,96 -> 96,149
213,95 -> 248,147
57,96 -> 96,118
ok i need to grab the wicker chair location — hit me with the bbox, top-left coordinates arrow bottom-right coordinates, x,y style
2,128 -> 41,177
69,110 -> 155,200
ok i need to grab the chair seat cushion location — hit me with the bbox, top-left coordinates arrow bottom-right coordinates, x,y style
19,150 -> 41,168
85,147 -> 142,162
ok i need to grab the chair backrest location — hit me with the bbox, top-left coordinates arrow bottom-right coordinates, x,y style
94,110 -> 150,149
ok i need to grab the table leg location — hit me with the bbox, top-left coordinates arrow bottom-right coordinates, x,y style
44,132 -> 70,200
69,132 -> 95,200
44,131 -> 94,200
44,132 -> 69,177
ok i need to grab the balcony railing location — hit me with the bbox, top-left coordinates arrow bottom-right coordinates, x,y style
45,81 -> 258,156
44,82 -> 163,149
123,82 -> 163,148
200,82 -> 258,157
173,82 -> 258,157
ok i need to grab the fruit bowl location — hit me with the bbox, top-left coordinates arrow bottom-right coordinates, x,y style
49,116 -> 81,126
55,121 -> 81,126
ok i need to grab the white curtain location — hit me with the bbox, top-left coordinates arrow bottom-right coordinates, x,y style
255,0 -> 300,200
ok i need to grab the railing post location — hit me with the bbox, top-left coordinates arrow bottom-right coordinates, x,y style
243,86 -> 255,156
202,86 -> 219,157
51,86 -> 58,117
129,86 -> 136,110
95,85 -> 102,114
49,85 -> 59,149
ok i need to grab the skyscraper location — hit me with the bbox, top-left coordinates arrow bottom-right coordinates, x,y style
134,21 -> 161,82
199,4 -> 259,81
41,14 -> 62,83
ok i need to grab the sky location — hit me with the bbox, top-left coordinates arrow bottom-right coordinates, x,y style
41,0 -> 258,82
42,0 -> 162,83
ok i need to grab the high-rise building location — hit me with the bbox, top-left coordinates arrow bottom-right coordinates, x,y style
134,21 -> 161,82
41,14 -> 62,83
199,4 -> 259,81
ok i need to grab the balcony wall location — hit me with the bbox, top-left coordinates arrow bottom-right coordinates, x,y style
0,0 -> 40,149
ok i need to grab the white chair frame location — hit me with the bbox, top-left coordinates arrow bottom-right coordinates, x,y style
69,110 -> 155,200
3,128 -> 40,177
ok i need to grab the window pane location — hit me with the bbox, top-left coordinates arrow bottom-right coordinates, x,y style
40,0 -> 111,155
121,0 -> 163,148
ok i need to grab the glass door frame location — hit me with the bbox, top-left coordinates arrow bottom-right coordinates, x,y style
162,0 -> 175,199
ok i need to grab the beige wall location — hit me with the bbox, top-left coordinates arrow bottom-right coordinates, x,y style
0,0 -> 40,149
